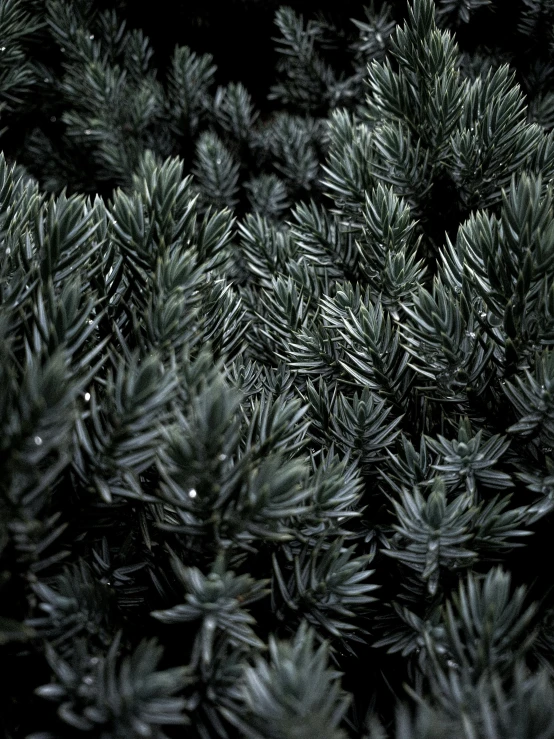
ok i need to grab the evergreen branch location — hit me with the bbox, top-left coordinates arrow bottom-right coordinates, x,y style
222,621 -> 351,739
152,553 -> 269,667
36,633 -> 191,735
272,536 -> 378,642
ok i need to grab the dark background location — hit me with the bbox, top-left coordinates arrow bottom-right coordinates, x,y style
116,0 -> 372,109
111,0 -> 527,110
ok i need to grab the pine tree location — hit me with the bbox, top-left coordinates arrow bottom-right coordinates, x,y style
2,0 -> 554,737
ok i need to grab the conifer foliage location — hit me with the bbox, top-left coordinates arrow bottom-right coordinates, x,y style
2,0 -> 554,737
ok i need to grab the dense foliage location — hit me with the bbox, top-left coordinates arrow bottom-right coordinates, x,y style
2,0 -> 554,736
